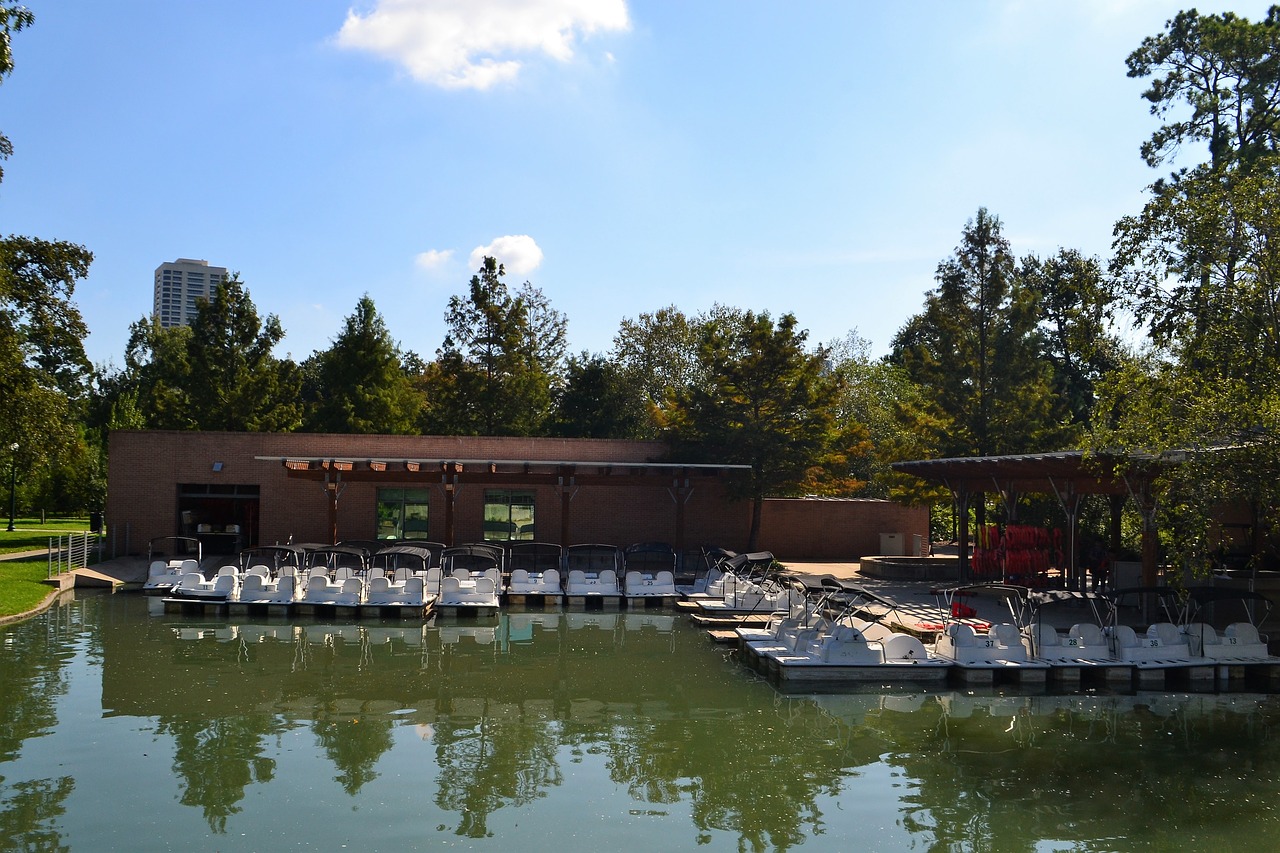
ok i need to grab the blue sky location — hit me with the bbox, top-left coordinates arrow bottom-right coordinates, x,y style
2,1 -> 1269,370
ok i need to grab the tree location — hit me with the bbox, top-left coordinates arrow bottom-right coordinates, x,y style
0,7 -> 98,513
1127,7 -> 1280,171
1019,249 -> 1119,429
421,257 -> 565,436
0,3 -> 33,184
114,278 -> 302,432
662,311 -> 857,550
823,331 -> 929,499
184,276 -> 301,432
304,295 -> 424,434
549,352 -> 649,439
1098,7 -> 1280,574
890,209 -> 1066,460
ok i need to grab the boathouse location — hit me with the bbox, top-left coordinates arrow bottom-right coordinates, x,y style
106,430 -> 926,561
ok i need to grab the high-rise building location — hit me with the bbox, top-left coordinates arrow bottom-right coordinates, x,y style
153,258 -> 228,328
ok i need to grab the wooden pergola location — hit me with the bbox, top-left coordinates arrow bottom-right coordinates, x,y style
891,451 -> 1168,587
256,456 -> 752,549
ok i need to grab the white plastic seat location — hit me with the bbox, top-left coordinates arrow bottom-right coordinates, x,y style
1149,622 -> 1181,645
1070,623 -> 1105,647
149,560 -> 168,577
882,633 -> 929,662
1227,623 -> 1261,645
946,623 -> 977,646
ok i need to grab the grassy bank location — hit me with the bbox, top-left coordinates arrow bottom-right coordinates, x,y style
0,517 -> 92,619
0,516 -> 90,556
0,556 -> 56,617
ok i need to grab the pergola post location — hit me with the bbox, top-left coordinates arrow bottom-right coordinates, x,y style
557,466 -> 576,547
956,488 -> 971,582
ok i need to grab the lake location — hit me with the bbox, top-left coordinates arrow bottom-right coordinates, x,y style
1,591 -> 1278,851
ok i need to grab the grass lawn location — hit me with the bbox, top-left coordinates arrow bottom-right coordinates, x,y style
0,516 -> 91,556
0,556 -> 57,618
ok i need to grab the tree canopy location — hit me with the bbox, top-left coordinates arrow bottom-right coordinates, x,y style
303,294 -> 424,434
662,310 -> 861,549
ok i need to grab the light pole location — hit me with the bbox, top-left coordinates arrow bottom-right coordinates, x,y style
6,442 -> 16,533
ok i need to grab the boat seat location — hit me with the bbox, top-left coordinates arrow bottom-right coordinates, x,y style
882,633 -> 928,662
511,569 -> 530,587
1070,623 -> 1105,647
1148,622 -> 1181,645
1111,624 -> 1140,649
1227,623 -> 1262,645
1036,623 -> 1060,652
1186,622 -> 1221,646
990,623 -> 1021,648
213,573 -> 237,593
542,568 -> 561,589
149,560 -> 168,577
369,576 -> 392,594
393,567 -> 412,583
241,574 -> 266,593
334,567 -> 353,582
945,623 -> 977,646
179,559 -> 200,573
246,564 -> 270,577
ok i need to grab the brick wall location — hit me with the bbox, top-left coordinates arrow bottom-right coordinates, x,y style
106,431 -> 923,560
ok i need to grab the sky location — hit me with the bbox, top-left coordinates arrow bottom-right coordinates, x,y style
2,0 -> 1272,370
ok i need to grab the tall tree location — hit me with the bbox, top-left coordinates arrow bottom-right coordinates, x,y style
304,295 -> 424,434
421,257 -> 565,436
0,3 -> 33,184
1127,7 -> 1280,171
1101,7 -> 1280,574
662,311 -> 857,550
0,7 -> 97,508
890,209 -> 1065,460
1019,249 -> 1119,429
184,276 -> 301,432
115,279 -> 301,432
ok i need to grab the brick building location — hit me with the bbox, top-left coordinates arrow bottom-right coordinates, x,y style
106,430 -> 925,561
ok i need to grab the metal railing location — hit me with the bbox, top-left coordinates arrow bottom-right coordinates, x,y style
47,533 -> 103,578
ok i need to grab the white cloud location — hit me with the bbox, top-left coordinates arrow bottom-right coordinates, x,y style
415,248 -> 454,270
336,0 -> 630,90
470,235 -> 544,275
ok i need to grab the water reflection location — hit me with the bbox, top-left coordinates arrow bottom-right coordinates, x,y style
9,594 -> 1280,850
0,602 -> 84,851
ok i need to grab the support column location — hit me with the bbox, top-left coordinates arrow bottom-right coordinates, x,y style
956,489 -> 971,582
668,471 -> 693,555
1048,478 -> 1082,590
557,466 -> 577,547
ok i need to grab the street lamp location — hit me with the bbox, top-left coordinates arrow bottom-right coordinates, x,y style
6,442 -> 16,533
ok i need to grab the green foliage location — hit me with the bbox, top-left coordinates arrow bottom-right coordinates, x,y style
185,277 -> 301,431
421,257 -> 565,436
303,295 -> 424,433
823,330 -> 928,499
111,278 -> 302,432
662,310 -> 858,548
550,352 -> 650,439
1127,7 -> 1280,170
0,2 -> 34,184
1101,7 -> 1280,573
1020,249 -> 1119,429
890,208 -> 1069,461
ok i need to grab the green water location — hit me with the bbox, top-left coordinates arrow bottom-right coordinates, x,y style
1,592 -> 1279,852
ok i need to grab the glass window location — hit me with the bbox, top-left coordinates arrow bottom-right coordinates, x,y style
376,488 -> 431,540
484,490 -> 535,542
